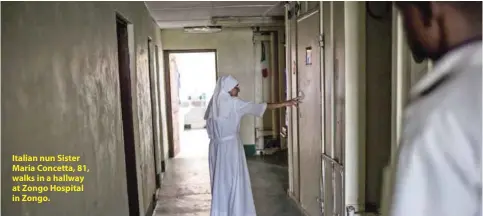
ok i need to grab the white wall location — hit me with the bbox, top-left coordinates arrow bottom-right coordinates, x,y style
161,28 -> 257,145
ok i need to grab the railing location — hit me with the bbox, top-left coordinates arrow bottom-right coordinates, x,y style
320,153 -> 344,216
320,153 -> 381,216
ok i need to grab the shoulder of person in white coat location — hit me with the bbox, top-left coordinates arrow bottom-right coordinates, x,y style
383,2 -> 482,216
388,40 -> 482,216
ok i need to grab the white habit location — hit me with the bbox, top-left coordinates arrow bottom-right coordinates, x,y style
204,75 -> 267,216
382,41 -> 482,216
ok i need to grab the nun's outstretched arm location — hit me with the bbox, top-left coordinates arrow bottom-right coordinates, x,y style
267,97 -> 301,110
234,96 -> 301,117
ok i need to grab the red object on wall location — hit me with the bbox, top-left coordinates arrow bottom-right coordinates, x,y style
261,42 -> 269,78
262,68 -> 268,77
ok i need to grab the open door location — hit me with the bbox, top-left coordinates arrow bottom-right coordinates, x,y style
296,9 -> 323,216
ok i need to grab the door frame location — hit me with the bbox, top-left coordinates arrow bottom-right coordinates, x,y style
154,44 -> 167,173
115,13 -> 140,216
163,49 -> 218,158
147,37 -> 162,189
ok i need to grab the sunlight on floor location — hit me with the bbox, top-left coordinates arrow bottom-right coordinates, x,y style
154,128 -> 302,216
176,129 -> 210,159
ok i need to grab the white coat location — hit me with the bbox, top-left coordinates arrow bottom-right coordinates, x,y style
382,41 -> 482,216
205,76 -> 267,216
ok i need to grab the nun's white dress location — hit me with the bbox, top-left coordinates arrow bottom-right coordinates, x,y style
205,76 -> 267,216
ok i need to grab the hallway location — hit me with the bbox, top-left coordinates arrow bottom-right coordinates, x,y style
153,130 -> 302,216
2,2 -> 435,216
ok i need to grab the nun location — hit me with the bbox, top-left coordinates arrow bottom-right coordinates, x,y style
204,75 -> 301,216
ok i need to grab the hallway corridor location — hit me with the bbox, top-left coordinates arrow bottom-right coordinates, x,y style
3,2 -> 425,216
153,130 -> 303,216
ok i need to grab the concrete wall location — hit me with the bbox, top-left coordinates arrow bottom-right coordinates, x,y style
161,28 -> 257,146
2,2 -> 164,216
364,2 -> 393,207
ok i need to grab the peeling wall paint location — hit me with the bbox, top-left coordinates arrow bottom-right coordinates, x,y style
1,2 -> 164,216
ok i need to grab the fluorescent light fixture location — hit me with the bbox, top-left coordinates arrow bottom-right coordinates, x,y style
183,26 -> 222,34
211,16 -> 284,27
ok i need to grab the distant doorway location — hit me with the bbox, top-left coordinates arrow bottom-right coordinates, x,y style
164,50 -> 217,158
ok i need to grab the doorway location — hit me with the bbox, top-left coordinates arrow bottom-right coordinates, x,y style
116,15 -> 140,216
164,50 -> 217,158
147,37 -> 162,189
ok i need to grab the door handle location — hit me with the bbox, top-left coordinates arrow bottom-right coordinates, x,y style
298,90 -> 305,100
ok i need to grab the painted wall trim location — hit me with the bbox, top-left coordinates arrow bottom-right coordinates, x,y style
344,1 -> 366,212
243,144 -> 257,157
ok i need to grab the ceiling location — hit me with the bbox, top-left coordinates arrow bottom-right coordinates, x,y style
145,1 -> 285,29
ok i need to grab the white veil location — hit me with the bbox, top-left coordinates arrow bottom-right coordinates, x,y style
204,75 -> 239,120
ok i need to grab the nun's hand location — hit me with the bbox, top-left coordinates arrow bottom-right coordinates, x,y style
287,98 -> 300,106
293,96 -> 303,102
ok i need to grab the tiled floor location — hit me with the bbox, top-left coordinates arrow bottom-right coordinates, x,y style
153,129 -> 303,216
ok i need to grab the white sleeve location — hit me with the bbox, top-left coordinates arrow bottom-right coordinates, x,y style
234,98 -> 267,117
388,113 -> 480,216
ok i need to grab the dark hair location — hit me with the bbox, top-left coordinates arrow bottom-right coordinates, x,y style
395,2 -> 432,26
395,2 -> 482,28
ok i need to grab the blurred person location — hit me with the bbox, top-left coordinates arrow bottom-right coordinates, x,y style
383,2 -> 482,216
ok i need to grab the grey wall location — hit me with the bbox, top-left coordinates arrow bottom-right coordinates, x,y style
2,2 -> 164,216
161,28 -> 257,145
365,3 -> 393,207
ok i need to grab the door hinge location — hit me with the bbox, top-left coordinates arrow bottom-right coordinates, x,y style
318,34 -> 325,48
317,196 -> 325,215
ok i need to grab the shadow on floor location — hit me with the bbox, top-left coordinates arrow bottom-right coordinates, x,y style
247,149 -> 289,167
